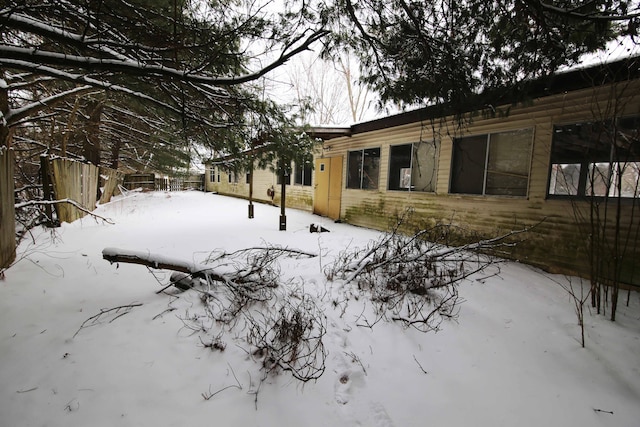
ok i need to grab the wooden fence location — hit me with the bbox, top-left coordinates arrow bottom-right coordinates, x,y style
0,149 -> 16,269
99,167 -> 124,204
50,158 -> 100,223
125,173 -> 204,192
123,173 -> 155,191
155,175 -> 204,191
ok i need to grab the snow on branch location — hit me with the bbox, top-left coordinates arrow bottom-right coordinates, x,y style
3,84 -> 96,127
0,59 -> 229,128
102,246 -> 326,383
0,29 -> 329,86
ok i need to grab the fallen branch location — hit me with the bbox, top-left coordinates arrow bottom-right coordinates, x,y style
102,248 -> 217,279
73,303 -> 143,338
15,199 -> 114,224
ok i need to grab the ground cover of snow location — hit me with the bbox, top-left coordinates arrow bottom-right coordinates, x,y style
1,191 -> 639,427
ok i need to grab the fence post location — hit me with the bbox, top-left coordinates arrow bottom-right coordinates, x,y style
40,155 -> 55,226
0,149 -> 16,269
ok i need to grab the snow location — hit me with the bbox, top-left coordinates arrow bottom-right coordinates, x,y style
1,191 -> 639,427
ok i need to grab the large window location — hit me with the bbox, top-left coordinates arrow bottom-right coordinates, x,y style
294,161 -> 312,186
450,129 -> 533,196
388,141 -> 438,192
347,148 -> 381,190
548,117 -> 640,198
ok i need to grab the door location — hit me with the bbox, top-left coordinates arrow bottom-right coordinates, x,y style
314,156 -> 342,220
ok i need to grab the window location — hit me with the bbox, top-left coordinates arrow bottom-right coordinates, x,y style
388,141 -> 438,192
450,129 -> 533,196
228,171 -> 238,183
246,171 -> 251,184
209,167 -> 216,183
548,118 -> 640,198
347,148 -> 380,190
294,162 -> 313,186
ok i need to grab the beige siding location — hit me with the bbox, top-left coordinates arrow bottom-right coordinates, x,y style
202,80 -> 640,283
326,80 -> 640,283
204,161 -> 314,212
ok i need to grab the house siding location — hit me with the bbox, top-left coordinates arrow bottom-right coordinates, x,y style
203,75 -> 640,285
327,79 -> 640,284
204,161 -> 314,212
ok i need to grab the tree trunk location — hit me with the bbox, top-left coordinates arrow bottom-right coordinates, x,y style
0,78 -> 12,149
83,100 -> 102,166
110,137 -> 123,170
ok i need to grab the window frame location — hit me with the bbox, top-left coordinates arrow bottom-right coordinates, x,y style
294,161 -> 313,186
450,128 -> 534,197
547,117 -> 640,200
347,147 -> 381,190
387,141 -> 439,192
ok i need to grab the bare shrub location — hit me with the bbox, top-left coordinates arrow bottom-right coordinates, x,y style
246,293 -> 326,382
326,209 -> 524,332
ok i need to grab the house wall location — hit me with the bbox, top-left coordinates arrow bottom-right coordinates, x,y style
326,79 -> 640,284
204,161 -> 314,212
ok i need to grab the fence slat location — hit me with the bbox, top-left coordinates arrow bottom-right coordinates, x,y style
99,167 -> 124,203
50,158 -> 99,223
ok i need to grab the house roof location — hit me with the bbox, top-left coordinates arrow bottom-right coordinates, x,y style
310,56 -> 640,138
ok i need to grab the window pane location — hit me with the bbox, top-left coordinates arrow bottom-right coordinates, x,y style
619,162 -> 640,197
303,164 -> 312,186
388,144 -> 412,191
586,163 -> 611,196
362,148 -> 380,189
486,129 -> 533,196
615,117 -> 640,162
412,141 -> 438,192
549,164 -> 581,195
450,135 -> 487,194
294,165 -> 303,185
347,150 -> 363,189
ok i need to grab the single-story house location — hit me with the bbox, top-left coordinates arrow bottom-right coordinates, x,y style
206,57 -> 640,286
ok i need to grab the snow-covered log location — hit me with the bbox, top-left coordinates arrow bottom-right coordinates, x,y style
102,247 -> 216,279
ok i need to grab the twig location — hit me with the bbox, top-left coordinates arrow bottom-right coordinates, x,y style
16,387 -> 38,393
344,351 -> 367,376
593,408 -> 614,414
73,303 -> 142,338
413,355 -> 428,374
201,364 -> 242,401
152,307 -> 176,320
15,199 -> 115,224
226,246 -> 317,259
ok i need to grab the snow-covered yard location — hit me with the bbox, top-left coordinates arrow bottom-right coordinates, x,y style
1,191 -> 639,427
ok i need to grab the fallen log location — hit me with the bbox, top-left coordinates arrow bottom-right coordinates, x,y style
102,247 -> 222,280
102,246 -> 318,291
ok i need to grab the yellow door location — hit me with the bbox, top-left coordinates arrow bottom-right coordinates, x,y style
314,156 -> 342,220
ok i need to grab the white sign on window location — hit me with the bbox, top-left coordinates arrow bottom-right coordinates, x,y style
400,168 -> 411,189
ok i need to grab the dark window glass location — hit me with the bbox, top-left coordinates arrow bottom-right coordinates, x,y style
347,148 -> 380,190
451,129 -> 533,196
294,162 -> 313,186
